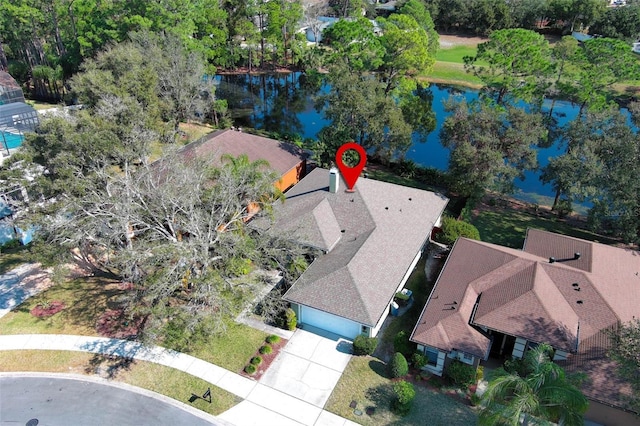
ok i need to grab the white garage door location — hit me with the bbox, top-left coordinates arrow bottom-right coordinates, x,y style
301,306 -> 361,339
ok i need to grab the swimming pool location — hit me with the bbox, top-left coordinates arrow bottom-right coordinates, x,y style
1,132 -> 23,150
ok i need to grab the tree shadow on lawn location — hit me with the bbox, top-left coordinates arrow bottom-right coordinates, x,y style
368,359 -> 389,379
64,276 -> 128,331
85,353 -> 135,379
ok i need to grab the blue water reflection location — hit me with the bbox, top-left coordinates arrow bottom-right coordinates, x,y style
214,73 -> 591,203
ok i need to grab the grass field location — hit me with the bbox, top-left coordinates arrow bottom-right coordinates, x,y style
326,357 -> 477,425
435,45 -> 478,63
0,246 -> 30,274
470,197 -> 619,249
0,350 -> 239,415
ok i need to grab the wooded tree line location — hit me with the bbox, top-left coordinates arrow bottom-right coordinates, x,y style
4,0 -> 640,102
0,0 -> 305,100
441,28 -> 640,245
1,31 -> 308,344
426,0 -> 640,38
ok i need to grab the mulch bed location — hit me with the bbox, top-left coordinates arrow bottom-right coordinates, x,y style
30,301 -> 66,318
240,337 -> 288,381
95,308 -> 145,339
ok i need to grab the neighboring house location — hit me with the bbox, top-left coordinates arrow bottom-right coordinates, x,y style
178,128 -> 307,192
411,229 -> 640,413
257,167 -> 448,339
0,71 -> 25,105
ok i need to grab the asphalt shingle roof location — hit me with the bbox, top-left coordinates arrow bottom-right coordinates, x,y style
178,129 -> 306,176
262,167 -> 448,326
411,229 -> 639,411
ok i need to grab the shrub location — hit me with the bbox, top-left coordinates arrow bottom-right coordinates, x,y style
411,352 -> 428,369
389,352 -> 409,378
285,308 -> 297,331
266,334 -> 281,344
391,380 -> 415,416
445,360 -> 476,387
250,356 -> 263,365
434,216 -> 481,245
259,345 -> 273,355
353,335 -> 378,356
0,239 -> 20,251
476,365 -> 484,382
470,393 -> 481,406
504,357 -> 527,376
244,364 -> 257,375
393,331 -> 415,357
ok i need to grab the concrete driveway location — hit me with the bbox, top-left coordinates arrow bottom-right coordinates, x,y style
259,328 -> 353,408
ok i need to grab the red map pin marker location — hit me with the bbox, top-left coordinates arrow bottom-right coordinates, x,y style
335,142 -> 367,191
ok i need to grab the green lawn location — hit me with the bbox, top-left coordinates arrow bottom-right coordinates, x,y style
326,357 -> 477,425
0,272 -> 268,372
435,45 -> 478,63
427,62 -> 483,88
0,349 -> 239,415
0,246 -> 30,274
0,276 -> 124,336
471,201 -> 619,249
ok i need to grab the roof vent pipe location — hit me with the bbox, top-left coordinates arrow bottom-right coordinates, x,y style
329,167 -> 339,193
549,257 -> 556,263
574,252 -> 581,259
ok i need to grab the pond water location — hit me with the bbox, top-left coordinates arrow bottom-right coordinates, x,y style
214,73 -> 584,206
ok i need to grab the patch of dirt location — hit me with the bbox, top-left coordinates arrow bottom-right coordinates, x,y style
240,337 -> 288,381
439,34 -> 487,49
30,300 -> 65,318
95,309 -> 145,339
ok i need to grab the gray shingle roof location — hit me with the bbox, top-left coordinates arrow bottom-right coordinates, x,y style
264,167 -> 449,326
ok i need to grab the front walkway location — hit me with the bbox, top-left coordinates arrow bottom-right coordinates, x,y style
0,333 -> 358,426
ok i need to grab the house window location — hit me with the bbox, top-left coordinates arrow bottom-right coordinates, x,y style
361,325 -> 369,335
426,348 -> 439,366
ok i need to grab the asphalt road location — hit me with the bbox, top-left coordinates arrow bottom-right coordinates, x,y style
0,375 -> 223,426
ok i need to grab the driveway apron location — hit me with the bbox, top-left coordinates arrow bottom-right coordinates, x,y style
258,328 -> 353,408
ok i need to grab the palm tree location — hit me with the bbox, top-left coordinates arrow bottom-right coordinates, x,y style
479,343 -> 588,426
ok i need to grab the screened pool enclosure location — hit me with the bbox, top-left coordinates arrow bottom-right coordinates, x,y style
0,102 -> 38,155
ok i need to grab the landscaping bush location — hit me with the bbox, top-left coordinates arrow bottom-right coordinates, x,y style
393,330 -> 415,357
266,334 -> 281,344
353,334 -> 378,356
259,345 -> 273,355
285,308 -> 297,331
504,357 -> 527,376
434,216 -> 481,245
445,360 -> 477,387
476,365 -> 484,382
411,352 -> 428,369
244,364 -> 257,375
250,356 -> 263,365
391,380 -> 416,416
389,352 -> 409,378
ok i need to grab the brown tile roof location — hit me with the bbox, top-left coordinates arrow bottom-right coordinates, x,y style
178,129 -> 306,176
261,167 -> 449,326
412,229 -> 640,411
0,71 -> 25,104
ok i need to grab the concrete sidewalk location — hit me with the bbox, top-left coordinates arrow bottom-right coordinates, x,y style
0,334 -> 358,426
